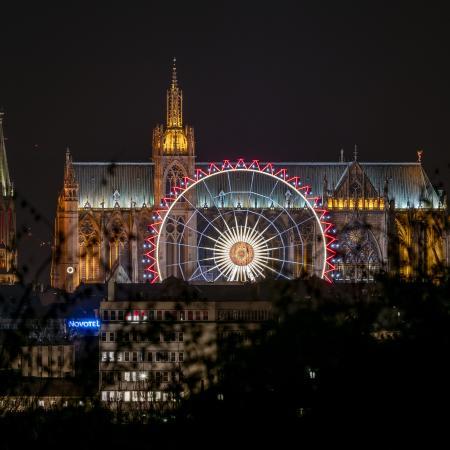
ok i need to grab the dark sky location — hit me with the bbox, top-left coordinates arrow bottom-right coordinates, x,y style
0,2 -> 449,283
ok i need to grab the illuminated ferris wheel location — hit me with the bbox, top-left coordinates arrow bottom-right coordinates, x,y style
145,160 -> 335,283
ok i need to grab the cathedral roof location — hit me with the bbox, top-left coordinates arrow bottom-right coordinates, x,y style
196,161 -> 441,209
72,160 -> 441,210
73,162 -> 154,209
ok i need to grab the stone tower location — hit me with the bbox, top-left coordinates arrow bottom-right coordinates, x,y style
152,59 -> 197,278
152,58 -> 195,202
0,112 -> 18,284
51,149 -> 79,291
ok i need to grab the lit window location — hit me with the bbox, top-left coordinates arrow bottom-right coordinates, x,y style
179,311 -> 185,321
101,391 -> 108,401
101,352 -> 108,362
124,372 -> 130,382
117,352 -> 123,362
108,352 -> 115,362
124,391 -> 130,402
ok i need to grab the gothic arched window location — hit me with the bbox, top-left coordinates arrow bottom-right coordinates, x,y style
336,223 -> 381,282
79,217 -> 100,282
165,164 -> 185,197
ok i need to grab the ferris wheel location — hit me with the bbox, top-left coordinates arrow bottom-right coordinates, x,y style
145,159 -> 335,283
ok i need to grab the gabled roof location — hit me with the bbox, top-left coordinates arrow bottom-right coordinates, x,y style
73,162 -> 154,209
197,162 -> 441,209
71,160 -> 441,211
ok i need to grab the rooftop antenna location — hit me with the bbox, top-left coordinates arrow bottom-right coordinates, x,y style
340,148 -> 344,163
353,144 -> 358,162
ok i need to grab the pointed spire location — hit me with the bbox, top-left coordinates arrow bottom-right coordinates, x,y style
353,144 -> 358,162
167,57 -> 183,128
340,148 -> 344,163
417,149 -> 423,163
0,111 -> 12,197
64,147 -> 76,186
171,57 -> 178,89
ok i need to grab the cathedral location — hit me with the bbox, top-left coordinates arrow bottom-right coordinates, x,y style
0,112 -> 17,284
50,62 -> 448,292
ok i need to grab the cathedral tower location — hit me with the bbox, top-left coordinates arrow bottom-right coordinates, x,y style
151,59 -> 196,278
152,58 -> 195,203
0,112 -> 18,283
51,149 -> 79,291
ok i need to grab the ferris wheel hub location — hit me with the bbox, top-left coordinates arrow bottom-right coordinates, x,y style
229,241 -> 255,266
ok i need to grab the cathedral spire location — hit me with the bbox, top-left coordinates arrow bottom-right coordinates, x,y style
0,111 -> 12,197
64,147 -> 76,185
171,57 -> 178,89
63,147 -> 78,201
167,57 -> 183,128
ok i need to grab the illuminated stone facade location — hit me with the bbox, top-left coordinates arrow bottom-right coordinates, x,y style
50,63 -> 449,292
0,112 -> 17,284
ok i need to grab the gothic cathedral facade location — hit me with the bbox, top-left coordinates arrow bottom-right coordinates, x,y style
50,63 -> 449,292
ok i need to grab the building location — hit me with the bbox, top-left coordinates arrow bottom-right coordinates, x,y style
50,61 -> 448,292
99,279 -> 274,406
0,112 -> 18,284
0,284 -> 102,409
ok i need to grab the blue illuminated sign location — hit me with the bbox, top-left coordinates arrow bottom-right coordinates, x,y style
67,319 -> 100,329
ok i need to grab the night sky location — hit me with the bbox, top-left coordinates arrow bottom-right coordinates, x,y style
0,2 -> 449,283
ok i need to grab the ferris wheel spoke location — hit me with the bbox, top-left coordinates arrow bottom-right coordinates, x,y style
162,240 -> 216,253
258,209 -> 287,236
243,171 -> 255,229
264,242 -> 305,252
179,191 -> 225,237
264,215 -> 316,244
164,255 -> 218,268
257,261 -> 291,280
189,263 -> 222,281
167,216 -> 221,245
202,179 -> 234,236
265,256 -> 305,266
268,179 -> 280,199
